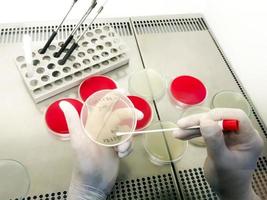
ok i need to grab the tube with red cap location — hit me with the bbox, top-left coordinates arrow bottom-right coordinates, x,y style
116,119 -> 239,136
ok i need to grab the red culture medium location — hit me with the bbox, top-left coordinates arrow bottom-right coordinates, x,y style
128,95 -> 153,130
170,75 -> 207,106
79,75 -> 117,101
45,98 -> 83,135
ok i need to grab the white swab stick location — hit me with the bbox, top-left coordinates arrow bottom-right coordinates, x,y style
116,120 -> 239,136
116,127 -> 181,136
23,35 -> 34,78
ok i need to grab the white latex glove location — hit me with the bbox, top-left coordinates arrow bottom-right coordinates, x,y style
60,95 -> 143,200
173,108 -> 264,200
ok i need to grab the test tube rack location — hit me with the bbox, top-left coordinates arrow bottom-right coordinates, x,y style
15,25 -> 129,103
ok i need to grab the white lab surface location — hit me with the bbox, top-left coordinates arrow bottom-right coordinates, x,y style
0,0 -> 266,122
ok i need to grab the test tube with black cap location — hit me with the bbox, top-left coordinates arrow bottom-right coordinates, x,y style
58,0 -> 108,65
39,0 -> 79,54
54,0 -> 97,58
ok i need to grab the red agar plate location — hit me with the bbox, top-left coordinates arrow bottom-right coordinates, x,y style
79,75 -> 117,101
128,95 -> 153,130
170,75 -> 207,106
45,98 -> 83,138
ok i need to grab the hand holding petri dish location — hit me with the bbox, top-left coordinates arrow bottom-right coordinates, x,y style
81,90 -> 137,147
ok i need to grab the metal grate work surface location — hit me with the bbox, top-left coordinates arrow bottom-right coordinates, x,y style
18,174 -> 178,200
0,21 -> 132,44
177,156 -> 267,200
132,17 -> 207,34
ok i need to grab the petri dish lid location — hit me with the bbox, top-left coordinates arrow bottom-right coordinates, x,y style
211,90 -> 251,116
81,90 -> 137,147
128,95 -> 153,131
0,159 -> 30,199
79,75 -> 117,102
128,69 -> 166,101
45,98 -> 83,136
181,106 -> 210,147
170,75 -> 207,106
143,121 -> 188,165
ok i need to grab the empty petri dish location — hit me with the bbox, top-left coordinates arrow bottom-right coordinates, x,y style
79,75 -> 118,102
181,106 -> 210,147
129,69 -> 166,101
81,90 -> 137,147
128,96 -> 153,131
169,75 -> 207,107
0,159 -> 30,199
143,121 -> 188,165
211,90 -> 251,116
45,98 -> 83,140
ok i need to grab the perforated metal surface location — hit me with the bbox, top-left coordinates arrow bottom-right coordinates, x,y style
0,21 -> 132,44
132,17 -> 207,34
252,156 -> 267,199
17,174 -> 179,200
178,168 -> 218,200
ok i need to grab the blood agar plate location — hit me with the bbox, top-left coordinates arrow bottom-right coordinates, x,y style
128,95 -> 153,130
45,98 -> 83,139
143,121 -> 188,165
170,75 -> 207,107
212,91 -> 251,116
181,106 -> 210,147
0,159 -> 30,199
128,69 -> 166,101
81,90 -> 137,147
79,75 -> 117,101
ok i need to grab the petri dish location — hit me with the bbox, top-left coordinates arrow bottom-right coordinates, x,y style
81,90 -> 137,147
79,75 -> 117,102
212,90 -> 251,116
45,98 -> 83,140
169,75 -> 207,107
181,106 -> 210,147
0,159 -> 30,199
128,69 -> 166,101
143,121 -> 188,165
128,95 -> 153,131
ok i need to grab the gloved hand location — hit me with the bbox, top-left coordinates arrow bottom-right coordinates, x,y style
60,93 -> 143,200
173,108 -> 264,200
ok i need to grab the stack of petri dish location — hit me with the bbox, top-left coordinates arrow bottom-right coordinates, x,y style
0,159 -> 30,199
128,69 -> 166,101
79,75 -> 118,102
45,98 -> 83,140
143,121 -> 188,166
128,95 -> 153,131
181,106 -> 210,147
169,75 -> 207,108
211,90 -> 251,116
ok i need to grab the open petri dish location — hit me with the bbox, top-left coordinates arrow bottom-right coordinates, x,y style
143,121 -> 188,166
169,75 -> 207,107
81,90 -> 137,147
79,75 -> 117,102
211,90 -> 251,116
181,106 -> 210,147
128,69 -> 166,101
0,159 -> 30,200
128,95 -> 153,131
45,98 -> 83,140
